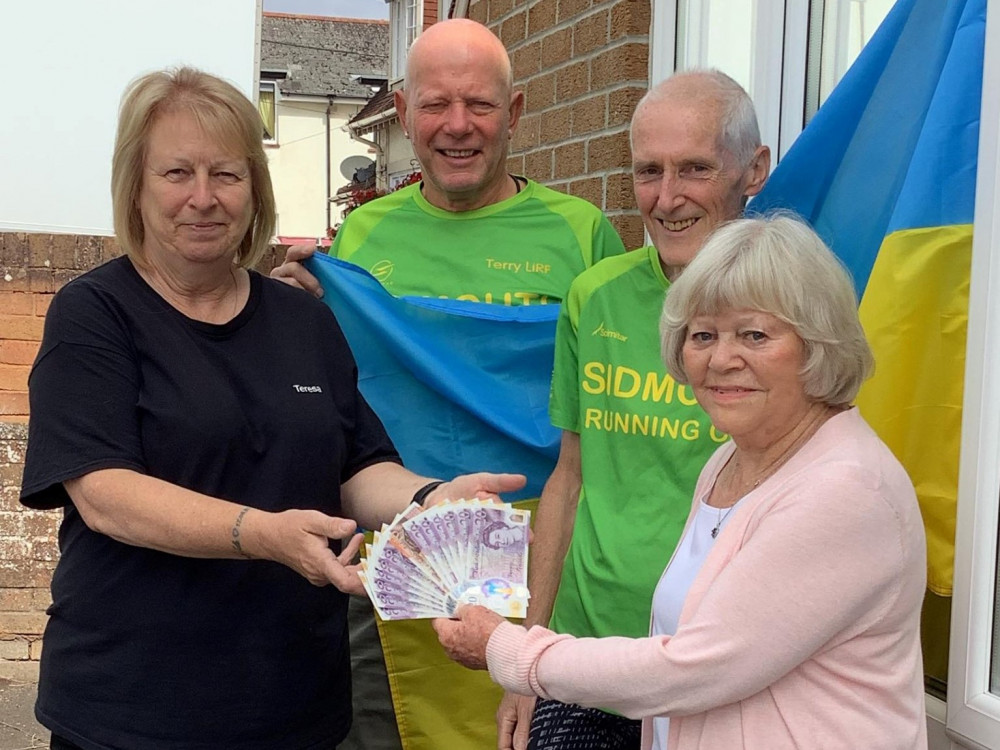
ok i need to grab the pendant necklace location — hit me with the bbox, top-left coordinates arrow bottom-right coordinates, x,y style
710,477 -> 761,538
710,461 -> 769,539
711,502 -> 742,539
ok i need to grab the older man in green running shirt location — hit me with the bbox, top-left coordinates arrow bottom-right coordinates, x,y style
499,70 -> 772,750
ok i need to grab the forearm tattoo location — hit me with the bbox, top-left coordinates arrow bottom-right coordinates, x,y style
231,506 -> 252,558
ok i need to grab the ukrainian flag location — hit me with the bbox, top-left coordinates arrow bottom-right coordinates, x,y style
308,254 -> 560,497
751,0 -> 985,684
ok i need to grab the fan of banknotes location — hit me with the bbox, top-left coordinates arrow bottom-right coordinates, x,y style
359,499 -> 531,620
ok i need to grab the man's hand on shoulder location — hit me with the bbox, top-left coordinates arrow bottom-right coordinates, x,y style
270,244 -> 324,298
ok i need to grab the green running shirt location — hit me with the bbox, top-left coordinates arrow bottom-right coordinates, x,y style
548,246 -> 728,640
329,179 -> 625,304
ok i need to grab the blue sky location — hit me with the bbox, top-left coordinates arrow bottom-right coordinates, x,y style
262,0 -> 388,19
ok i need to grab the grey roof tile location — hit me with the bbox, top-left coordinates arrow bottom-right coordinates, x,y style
261,13 -> 388,99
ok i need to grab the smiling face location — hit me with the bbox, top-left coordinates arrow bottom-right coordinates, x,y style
395,22 -> 523,212
631,93 -> 767,279
138,109 -> 253,273
682,309 -> 811,449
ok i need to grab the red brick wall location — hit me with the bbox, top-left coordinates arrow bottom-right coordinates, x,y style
0,420 -> 52,680
0,233 -> 121,421
0,233 -> 121,678
467,0 -> 651,250
0,232 -> 288,679
424,0 -> 439,28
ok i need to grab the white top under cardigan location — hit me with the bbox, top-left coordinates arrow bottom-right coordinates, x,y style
650,494 -> 748,749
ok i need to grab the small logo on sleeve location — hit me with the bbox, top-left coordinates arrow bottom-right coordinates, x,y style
591,322 -> 628,342
293,385 -> 323,393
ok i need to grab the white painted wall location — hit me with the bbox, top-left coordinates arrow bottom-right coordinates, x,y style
0,0 -> 259,235
266,98 -> 374,240
386,124 -> 417,186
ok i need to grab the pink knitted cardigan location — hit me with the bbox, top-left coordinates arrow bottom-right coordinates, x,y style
487,409 -> 928,750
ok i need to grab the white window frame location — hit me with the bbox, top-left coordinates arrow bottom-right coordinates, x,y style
389,0 -> 422,82
651,0 -> 809,163
948,4 -> 1000,748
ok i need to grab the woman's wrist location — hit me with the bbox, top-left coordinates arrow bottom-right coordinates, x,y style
230,505 -> 253,558
230,505 -> 273,562
486,620 -> 532,694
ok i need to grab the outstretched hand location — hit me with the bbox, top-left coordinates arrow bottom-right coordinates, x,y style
270,244 -> 324,298
432,604 -> 506,670
425,472 -> 527,507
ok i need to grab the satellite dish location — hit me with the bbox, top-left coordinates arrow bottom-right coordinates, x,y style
340,155 -> 375,181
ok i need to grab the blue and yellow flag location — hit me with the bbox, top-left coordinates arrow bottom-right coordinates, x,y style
309,253 -> 560,500
751,0 -> 985,596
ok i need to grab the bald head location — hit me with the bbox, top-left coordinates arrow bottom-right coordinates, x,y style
393,19 -> 524,212
633,70 -> 762,167
406,19 -> 513,94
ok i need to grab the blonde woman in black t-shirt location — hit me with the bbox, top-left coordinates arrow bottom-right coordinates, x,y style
20,66 -> 524,750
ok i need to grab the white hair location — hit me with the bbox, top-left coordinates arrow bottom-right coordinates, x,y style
632,69 -> 762,167
660,214 -> 874,406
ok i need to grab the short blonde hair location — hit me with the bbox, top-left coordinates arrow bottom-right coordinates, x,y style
660,214 -> 873,406
111,67 -> 276,268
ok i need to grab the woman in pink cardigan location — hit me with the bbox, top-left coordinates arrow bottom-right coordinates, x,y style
435,215 -> 928,750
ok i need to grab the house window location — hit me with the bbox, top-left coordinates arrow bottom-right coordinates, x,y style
259,80 -> 277,143
657,0 -> 890,161
658,0 -> 792,159
390,0 -> 421,80
804,0 -> 894,121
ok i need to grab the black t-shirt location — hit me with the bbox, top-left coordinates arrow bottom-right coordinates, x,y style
21,256 -> 401,750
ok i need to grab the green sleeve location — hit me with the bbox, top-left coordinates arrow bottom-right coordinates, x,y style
549,284 -> 583,432
329,201 -> 385,261
592,216 -> 627,263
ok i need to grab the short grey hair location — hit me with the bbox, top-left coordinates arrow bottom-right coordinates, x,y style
660,214 -> 874,407
632,69 -> 762,167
